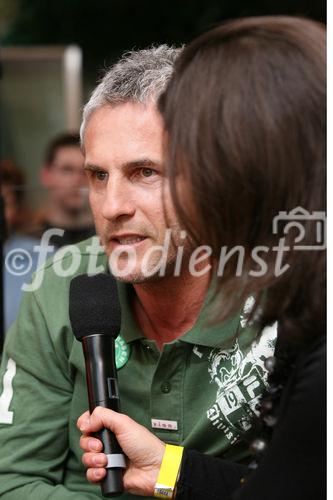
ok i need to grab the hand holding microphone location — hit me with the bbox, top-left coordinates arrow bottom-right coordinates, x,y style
70,274 -> 179,498
78,407 -> 166,497
69,273 -> 125,497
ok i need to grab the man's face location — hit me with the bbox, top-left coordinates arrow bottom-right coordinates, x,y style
84,102 -> 187,283
42,145 -> 87,213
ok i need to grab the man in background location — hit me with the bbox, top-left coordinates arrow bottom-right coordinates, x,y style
37,132 -> 95,247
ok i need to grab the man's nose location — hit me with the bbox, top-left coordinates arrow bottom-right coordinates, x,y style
101,180 -> 136,221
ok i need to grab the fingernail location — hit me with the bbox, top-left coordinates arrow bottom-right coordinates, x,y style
89,439 -> 100,451
94,468 -> 103,478
80,418 -> 90,432
93,455 -> 105,467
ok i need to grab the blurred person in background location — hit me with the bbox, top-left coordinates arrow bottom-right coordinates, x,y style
79,16 -> 326,500
1,160 -> 40,331
36,132 -> 95,247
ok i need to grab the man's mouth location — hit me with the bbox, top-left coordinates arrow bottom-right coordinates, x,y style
110,235 -> 147,246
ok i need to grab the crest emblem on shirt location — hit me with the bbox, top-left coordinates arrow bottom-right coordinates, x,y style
206,323 -> 277,443
115,335 -> 131,369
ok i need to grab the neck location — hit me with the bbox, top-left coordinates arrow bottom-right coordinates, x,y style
133,270 -> 211,350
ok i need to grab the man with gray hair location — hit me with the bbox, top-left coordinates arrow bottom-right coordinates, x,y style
0,46 -> 276,499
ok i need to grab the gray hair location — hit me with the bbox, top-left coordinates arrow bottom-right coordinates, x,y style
80,44 -> 182,142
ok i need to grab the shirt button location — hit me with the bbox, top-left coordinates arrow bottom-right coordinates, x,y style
161,382 -> 171,393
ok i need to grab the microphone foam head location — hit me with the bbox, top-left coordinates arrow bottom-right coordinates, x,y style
69,273 -> 121,340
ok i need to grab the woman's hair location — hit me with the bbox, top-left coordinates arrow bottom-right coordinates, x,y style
159,16 -> 326,344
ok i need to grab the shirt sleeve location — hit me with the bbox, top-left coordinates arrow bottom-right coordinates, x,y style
232,336 -> 326,500
176,336 -> 326,500
0,290 -> 100,500
176,449 -> 248,499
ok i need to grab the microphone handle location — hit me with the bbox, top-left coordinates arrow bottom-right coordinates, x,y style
91,400 -> 124,498
82,335 -> 125,497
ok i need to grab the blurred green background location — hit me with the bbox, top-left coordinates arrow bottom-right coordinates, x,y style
0,0 -> 326,206
0,0 -> 325,70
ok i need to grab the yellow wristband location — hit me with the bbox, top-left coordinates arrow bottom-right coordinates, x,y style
154,444 -> 184,499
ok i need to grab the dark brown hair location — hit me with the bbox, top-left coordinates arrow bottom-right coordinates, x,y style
159,16 -> 326,345
0,160 -> 25,206
0,160 -> 31,233
44,132 -> 80,166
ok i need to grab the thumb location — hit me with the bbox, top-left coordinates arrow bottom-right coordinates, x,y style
83,406 -> 133,434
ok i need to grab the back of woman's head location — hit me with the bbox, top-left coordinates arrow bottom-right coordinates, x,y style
159,16 -> 326,344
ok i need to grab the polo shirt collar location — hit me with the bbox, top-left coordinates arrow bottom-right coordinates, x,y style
117,280 -> 242,349
117,282 -> 145,343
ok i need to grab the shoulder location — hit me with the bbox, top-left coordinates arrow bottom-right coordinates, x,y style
33,236 -> 108,290
281,335 -> 326,431
296,335 -> 326,385
22,236 -> 108,334
7,237 -> 108,363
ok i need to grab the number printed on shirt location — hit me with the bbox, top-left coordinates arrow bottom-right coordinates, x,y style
0,358 -> 16,424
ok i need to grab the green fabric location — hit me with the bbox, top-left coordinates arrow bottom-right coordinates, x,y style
0,238 -> 277,499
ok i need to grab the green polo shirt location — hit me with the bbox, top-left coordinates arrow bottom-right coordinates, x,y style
0,238 -> 276,500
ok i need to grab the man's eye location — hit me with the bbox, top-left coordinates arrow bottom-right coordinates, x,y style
141,168 -> 155,177
94,170 -> 108,181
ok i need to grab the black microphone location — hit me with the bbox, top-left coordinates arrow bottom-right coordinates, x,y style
69,273 -> 125,497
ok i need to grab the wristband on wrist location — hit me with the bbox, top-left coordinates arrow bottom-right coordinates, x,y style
154,444 -> 184,499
